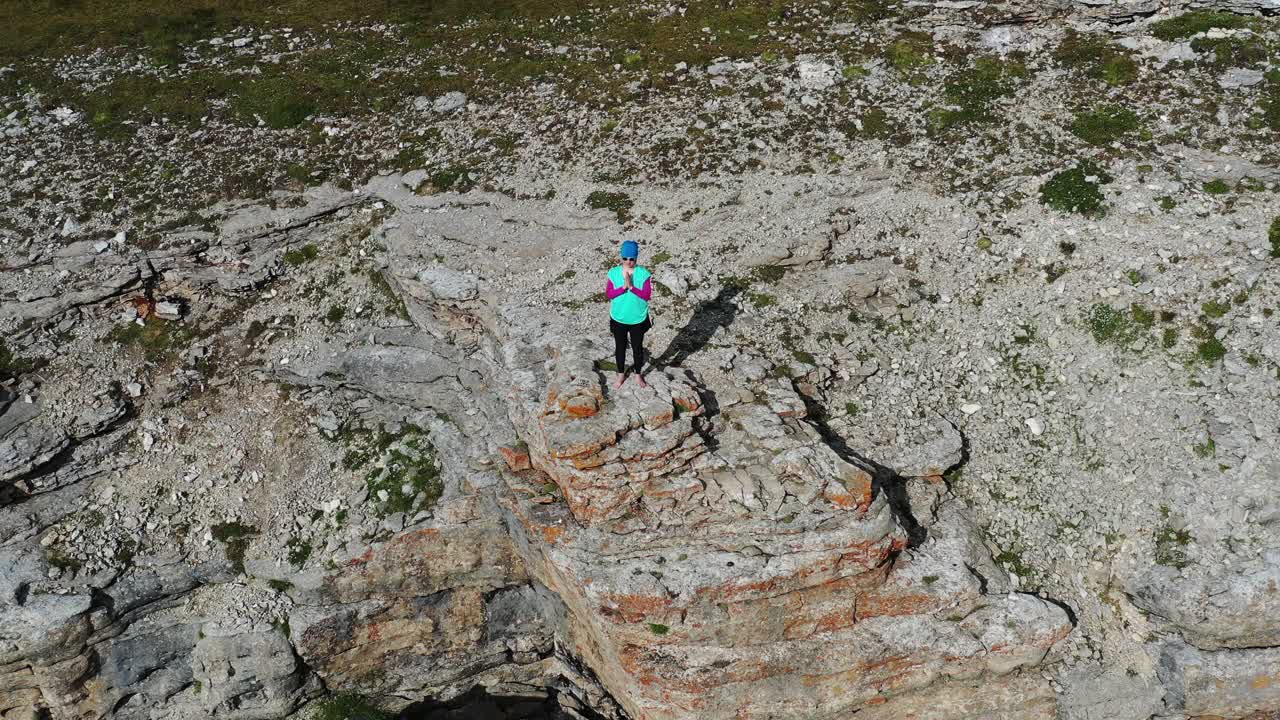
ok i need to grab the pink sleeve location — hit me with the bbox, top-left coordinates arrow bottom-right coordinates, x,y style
629,278 -> 653,301
605,278 -> 627,300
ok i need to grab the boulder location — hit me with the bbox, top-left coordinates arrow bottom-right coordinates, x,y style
1159,641 -> 1280,717
1128,550 -> 1280,650
496,336 -> 1071,720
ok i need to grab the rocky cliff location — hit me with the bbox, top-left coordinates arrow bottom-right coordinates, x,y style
3,1 -> 1280,719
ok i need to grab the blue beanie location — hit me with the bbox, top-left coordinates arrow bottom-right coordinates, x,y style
620,240 -> 639,259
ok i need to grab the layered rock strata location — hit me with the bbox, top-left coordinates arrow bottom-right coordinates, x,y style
496,335 -> 1070,719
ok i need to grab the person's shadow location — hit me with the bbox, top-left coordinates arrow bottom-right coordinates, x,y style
654,286 -> 742,368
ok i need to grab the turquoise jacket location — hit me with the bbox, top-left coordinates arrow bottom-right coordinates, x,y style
606,265 -> 652,324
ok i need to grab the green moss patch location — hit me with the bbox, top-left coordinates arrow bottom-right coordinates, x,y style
927,56 -> 1022,135
1154,523 -> 1193,568
314,694 -> 393,720
362,427 -> 443,519
1070,106 -> 1141,146
367,270 -> 410,321
1085,303 -> 1147,347
1053,31 -> 1138,86
1190,34 -> 1267,68
1269,216 -> 1280,258
1151,10 -> 1253,41
1040,160 -> 1112,216
1202,179 -> 1231,195
1188,324 -> 1227,365
587,190 -> 634,224
0,341 -> 39,380
1262,71 -> 1280,131
885,32 -> 934,74
286,535 -> 312,567
211,522 -> 258,574
106,318 -> 194,363
283,243 -> 319,266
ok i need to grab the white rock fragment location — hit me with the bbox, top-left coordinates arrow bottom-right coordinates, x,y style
797,60 -> 838,90
154,301 -> 182,320
50,106 -> 79,125
1218,68 -> 1264,90
1025,417 -> 1045,436
431,91 -> 467,114
961,403 -> 982,415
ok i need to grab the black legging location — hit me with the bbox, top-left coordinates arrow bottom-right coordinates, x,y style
610,317 -> 651,374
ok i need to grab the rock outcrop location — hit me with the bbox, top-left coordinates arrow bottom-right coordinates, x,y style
495,335 -> 1070,719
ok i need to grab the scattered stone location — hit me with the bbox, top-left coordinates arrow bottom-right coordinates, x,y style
430,91 -> 466,114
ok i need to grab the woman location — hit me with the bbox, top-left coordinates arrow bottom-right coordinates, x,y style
605,240 -> 652,389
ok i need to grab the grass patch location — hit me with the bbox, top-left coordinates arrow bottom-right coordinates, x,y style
885,31 -> 933,74
364,428 -> 443,519
424,165 -> 476,194
368,270 -> 410,321
1189,324 -> 1227,365
750,265 -> 788,283
0,341 -> 39,379
1201,300 -> 1230,319
1195,336 -> 1227,364
286,536 -> 312,567
1202,179 -> 1231,195
1130,304 -> 1155,328
267,579 -> 293,592
840,107 -> 898,140
1270,216 -> 1280,258
927,56 -> 1022,135
1154,522 -> 1193,569
1054,30 -> 1139,86
232,76 -> 316,129
1191,34 -> 1267,68
283,243 -> 320,266
1262,71 -> 1280,131
647,622 -> 670,635
587,190 -> 634,224
79,72 -> 232,136
211,521 -> 258,574
1150,10 -> 1253,41
325,305 -> 346,324
1162,327 -> 1180,349
993,543 -> 1036,582
1070,106 -> 1141,146
1040,160 -> 1112,216
1085,303 -> 1145,346
314,694 -> 393,720
106,319 -> 194,363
